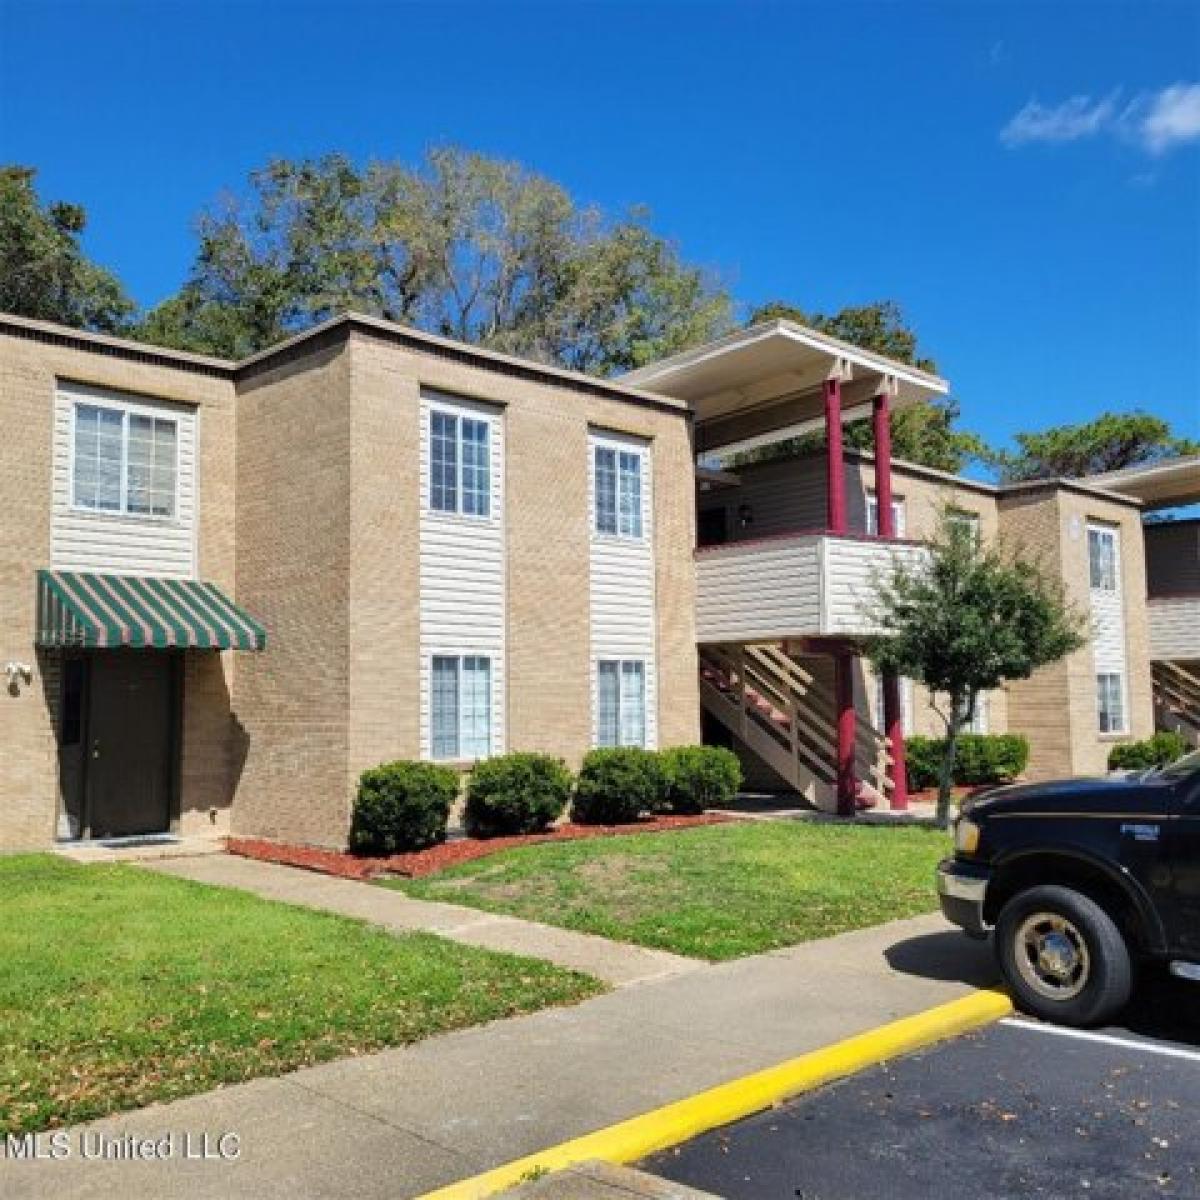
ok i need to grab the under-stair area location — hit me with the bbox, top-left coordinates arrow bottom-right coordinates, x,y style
699,643 -> 893,811
1152,660 -> 1200,747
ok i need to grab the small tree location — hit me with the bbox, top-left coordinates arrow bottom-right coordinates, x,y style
863,514 -> 1085,827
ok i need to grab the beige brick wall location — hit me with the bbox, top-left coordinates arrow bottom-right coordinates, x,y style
229,327 -> 697,848
999,486 -> 1152,779
231,335 -> 354,845
0,328 -> 237,850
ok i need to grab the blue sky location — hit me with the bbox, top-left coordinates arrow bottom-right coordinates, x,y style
1,0 -> 1197,458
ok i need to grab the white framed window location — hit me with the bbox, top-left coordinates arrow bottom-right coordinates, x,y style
873,673 -> 914,733
1097,672 -> 1127,734
948,509 -> 982,546
1088,524 -> 1118,591
596,659 -> 647,747
866,492 -> 906,537
594,445 -> 644,539
430,654 -> 493,760
965,690 -> 989,734
72,401 -> 177,518
430,409 -> 491,518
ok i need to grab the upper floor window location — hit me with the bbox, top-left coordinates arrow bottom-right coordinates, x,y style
594,445 -> 644,539
1088,524 -> 1118,591
865,492 -> 906,537
430,409 -> 490,518
73,402 -> 177,519
947,509 -> 982,546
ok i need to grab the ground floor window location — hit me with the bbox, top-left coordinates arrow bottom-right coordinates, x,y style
596,659 -> 646,747
873,673 -> 913,734
1096,672 -> 1127,734
966,690 -> 989,734
431,654 -> 492,759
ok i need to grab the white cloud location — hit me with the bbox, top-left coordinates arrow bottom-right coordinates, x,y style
1000,92 -> 1120,146
1139,83 -> 1200,154
1001,83 -> 1200,155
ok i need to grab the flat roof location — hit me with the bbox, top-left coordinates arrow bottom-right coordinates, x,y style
0,310 -> 690,416
1083,455 -> 1200,510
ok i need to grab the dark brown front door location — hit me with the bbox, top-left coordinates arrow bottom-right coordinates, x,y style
84,652 -> 179,838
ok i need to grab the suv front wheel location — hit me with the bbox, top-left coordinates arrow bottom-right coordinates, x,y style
995,884 -> 1133,1027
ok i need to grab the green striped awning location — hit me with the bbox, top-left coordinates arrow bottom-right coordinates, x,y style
36,570 -> 266,651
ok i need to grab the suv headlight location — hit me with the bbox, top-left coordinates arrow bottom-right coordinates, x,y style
954,818 -> 981,856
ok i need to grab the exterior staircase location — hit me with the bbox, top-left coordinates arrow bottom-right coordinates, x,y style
699,643 -> 892,811
1152,660 -> 1200,747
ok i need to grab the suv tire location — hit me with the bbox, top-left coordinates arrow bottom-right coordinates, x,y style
995,884 -> 1133,1027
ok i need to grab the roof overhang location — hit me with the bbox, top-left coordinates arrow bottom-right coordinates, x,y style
623,320 -> 950,455
1083,455 -> 1200,511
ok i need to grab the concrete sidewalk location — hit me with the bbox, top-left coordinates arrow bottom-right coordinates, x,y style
3,909 -> 998,1200
145,854 -> 700,988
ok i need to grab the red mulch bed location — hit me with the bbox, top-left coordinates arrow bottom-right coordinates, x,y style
226,813 -> 732,882
907,784 -> 1012,804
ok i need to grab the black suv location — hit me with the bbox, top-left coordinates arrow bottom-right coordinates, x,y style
938,748 -> 1200,1026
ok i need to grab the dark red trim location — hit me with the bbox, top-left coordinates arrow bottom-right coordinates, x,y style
824,378 -> 847,535
694,528 -> 924,556
872,392 -> 895,539
883,671 -> 908,811
1148,590 -> 1200,600
834,650 -> 857,816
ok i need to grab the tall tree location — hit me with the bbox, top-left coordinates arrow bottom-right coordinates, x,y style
0,166 -> 134,332
733,300 -> 986,473
864,514 -> 1084,827
989,412 -> 1200,482
140,149 -> 732,370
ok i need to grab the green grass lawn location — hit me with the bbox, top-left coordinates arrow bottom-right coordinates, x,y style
0,855 -> 601,1134
394,821 -> 949,961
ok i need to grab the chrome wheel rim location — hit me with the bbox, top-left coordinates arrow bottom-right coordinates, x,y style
1014,912 -> 1091,1001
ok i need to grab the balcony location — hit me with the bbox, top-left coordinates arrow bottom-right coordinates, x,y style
694,531 -> 925,644
1148,593 -> 1200,662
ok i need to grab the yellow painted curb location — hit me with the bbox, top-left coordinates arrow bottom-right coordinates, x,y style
414,988 -> 1013,1200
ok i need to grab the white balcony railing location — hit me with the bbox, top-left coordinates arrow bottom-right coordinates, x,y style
694,532 -> 926,644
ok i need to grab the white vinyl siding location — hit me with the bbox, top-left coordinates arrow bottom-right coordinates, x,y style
1087,521 -> 1128,736
822,537 -> 927,636
52,381 -> 197,578
419,390 -> 505,759
695,534 -> 926,643
589,430 -> 657,748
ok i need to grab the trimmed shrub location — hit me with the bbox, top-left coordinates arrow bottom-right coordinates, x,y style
349,761 -> 458,855
1108,731 -> 1188,772
659,745 -> 743,814
465,753 -> 573,837
904,733 -> 1029,790
904,736 -> 943,791
571,747 -> 668,825
954,734 -> 1029,785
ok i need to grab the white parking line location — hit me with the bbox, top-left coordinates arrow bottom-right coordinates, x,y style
1001,1017 -> 1200,1065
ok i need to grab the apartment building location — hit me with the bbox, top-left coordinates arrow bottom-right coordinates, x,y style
0,313 -> 697,851
0,310 -> 1179,849
626,322 -> 1158,804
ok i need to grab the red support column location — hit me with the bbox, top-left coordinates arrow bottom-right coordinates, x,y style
834,650 -> 857,816
824,377 -> 847,534
883,671 -> 909,811
872,389 -> 895,539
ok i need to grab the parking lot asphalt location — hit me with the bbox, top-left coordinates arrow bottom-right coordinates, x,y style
642,972 -> 1199,1200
